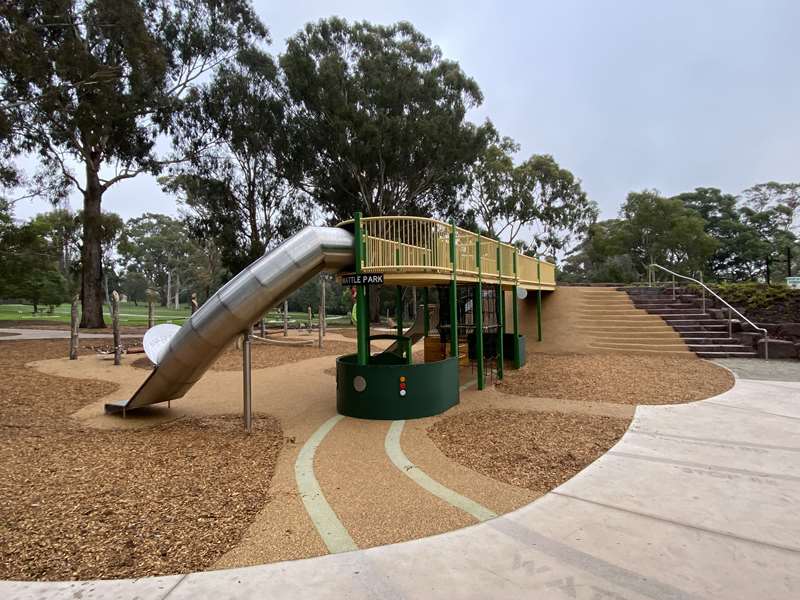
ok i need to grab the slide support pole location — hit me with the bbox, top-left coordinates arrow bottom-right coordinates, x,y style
243,327 -> 252,433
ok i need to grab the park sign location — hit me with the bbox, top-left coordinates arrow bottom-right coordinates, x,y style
787,277 -> 800,289
342,273 -> 384,286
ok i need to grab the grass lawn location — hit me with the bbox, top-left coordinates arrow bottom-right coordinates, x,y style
0,303 -> 351,328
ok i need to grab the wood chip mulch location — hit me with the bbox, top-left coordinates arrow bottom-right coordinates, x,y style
0,340 -> 284,581
497,353 -> 734,405
428,409 -> 630,493
131,340 -> 356,372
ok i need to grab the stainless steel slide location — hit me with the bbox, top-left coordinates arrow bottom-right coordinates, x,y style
106,226 -> 354,413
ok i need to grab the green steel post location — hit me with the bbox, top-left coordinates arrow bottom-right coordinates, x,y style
354,212 -> 369,365
536,260 -> 543,342
422,287 -> 430,336
475,239 -> 484,390
512,252 -> 520,369
396,285 -> 403,338
496,248 -> 504,380
449,223 -> 458,359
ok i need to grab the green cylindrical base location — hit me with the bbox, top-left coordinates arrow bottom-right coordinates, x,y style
336,354 -> 460,420
503,334 -> 526,368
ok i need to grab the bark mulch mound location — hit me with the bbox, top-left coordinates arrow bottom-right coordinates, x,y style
498,353 -> 733,405
428,409 -> 629,493
132,340 -> 356,372
0,340 -> 284,581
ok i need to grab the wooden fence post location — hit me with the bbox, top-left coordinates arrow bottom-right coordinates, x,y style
112,290 -> 121,366
69,294 -> 79,360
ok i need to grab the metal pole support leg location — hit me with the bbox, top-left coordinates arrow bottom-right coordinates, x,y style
243,328 -> 252,433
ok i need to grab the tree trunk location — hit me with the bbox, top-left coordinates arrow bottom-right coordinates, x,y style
79,168 -> 106,328
174,273 -> 180,309
166,271 -> 172,308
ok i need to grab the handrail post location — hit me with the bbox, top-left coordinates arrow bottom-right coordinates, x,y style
728,310 -> 732,339
672,272 -> 676,300
700,271 -> 706,314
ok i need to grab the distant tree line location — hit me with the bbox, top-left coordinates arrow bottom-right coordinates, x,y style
562,184 -> 799,284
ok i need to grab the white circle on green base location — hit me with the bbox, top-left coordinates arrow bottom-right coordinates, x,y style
353,375 -> 367,392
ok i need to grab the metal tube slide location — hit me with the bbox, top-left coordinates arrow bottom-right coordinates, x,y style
106,227 -> 354,413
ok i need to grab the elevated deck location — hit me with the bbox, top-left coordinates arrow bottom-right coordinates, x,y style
338,216 -> 555,290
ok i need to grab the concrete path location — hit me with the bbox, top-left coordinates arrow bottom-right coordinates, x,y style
0,328 -> 140,341
4,372 -> 799,599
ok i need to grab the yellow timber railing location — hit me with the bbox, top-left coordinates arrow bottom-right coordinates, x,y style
339,216 -> 555,290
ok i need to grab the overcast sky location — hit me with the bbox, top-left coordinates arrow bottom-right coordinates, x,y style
12,0 -> 800,222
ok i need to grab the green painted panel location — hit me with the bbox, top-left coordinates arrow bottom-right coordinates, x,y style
336,354 -> 460,420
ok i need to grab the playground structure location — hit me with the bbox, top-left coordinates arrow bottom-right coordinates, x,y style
106,214 -> 555,424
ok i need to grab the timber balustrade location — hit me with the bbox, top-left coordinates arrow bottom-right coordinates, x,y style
339,216 -> 555,290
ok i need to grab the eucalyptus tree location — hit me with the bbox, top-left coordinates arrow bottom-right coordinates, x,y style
0,0 -> 266,326
117,213 -> 213,306
742,181 -> 800,233
279,18 -> 489,221
462,126 -> 518,237
165,48 -> 310,275
464,135 -> 597,259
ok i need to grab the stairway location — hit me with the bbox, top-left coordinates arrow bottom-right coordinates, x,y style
625,288 -> 758,358
573,288 -> 692,354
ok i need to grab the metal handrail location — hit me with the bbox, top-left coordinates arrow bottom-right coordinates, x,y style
648,263 -> 769,360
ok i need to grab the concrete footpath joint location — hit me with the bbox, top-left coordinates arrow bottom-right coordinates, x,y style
3,365 -> 799,600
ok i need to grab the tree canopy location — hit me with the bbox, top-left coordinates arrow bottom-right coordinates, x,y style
279,17 -> 489,222
463,127 -> 597,257
0,0 -> 266,326
165,48 -> 310,274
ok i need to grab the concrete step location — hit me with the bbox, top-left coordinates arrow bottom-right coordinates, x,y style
577,325 -> 678,333
650,313 -> 712,319
580,331 -> 682,339
681,337 -> 738,345
663,318 -> 728,326
688,344 -> 753,353
588,345 -> 692,355
629,295 -> 699,302
694,350 -> 759,358
577,311 -> 654,318
677,330 -> 731,338
595,342 -> 689,351
595,337 -> 687,345
640,308 -> 708,315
